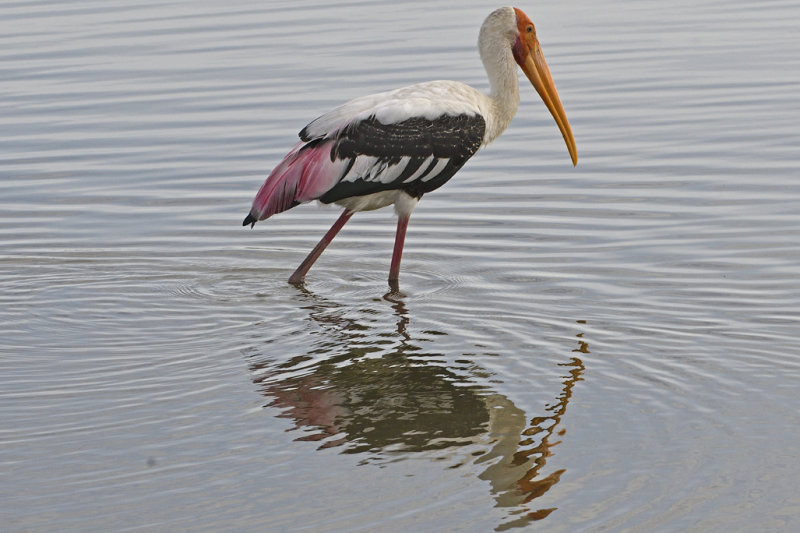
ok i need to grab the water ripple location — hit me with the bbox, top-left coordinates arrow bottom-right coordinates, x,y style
3,0 -> 800,531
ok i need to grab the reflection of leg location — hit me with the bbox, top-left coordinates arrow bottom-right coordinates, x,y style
289,210 -> 353,284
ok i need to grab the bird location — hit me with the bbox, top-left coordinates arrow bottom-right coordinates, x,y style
243,6 -> 577,287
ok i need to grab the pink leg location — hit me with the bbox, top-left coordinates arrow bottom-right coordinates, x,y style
288,210 -> 353,284
388,214 -> 410,284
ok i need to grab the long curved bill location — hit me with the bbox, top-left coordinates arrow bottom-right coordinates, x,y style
520,43 -> 578,166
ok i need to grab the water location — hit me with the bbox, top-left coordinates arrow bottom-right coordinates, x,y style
2,0 -> 799,531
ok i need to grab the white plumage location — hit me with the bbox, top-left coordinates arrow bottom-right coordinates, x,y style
302,82 -> 486,141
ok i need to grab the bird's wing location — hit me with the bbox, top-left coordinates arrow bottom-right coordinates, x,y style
300,81 -> 488,142
318,113 -> 485,204
247,82 -> 487,222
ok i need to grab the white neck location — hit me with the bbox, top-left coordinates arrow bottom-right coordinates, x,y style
481,48 -> 520,144
478,9 -> 520,144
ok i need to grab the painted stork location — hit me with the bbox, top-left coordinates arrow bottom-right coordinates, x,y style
243,6 -> 577,286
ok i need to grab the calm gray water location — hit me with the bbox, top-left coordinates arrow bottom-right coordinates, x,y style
2,0 -> 799,531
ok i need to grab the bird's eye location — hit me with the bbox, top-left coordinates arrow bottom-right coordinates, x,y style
526,25 -> 533,33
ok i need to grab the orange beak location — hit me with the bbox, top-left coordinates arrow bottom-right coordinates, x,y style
513,9 -> 578,166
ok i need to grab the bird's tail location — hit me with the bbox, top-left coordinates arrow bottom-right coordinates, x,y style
243,140 -> 344,227
242,213 -> 257,227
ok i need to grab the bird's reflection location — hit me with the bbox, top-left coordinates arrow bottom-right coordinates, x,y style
248,289 -> 587,528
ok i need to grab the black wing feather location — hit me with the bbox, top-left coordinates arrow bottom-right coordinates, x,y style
317,114 -> 485,204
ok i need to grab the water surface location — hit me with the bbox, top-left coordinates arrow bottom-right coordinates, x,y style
2,0 -> 800,531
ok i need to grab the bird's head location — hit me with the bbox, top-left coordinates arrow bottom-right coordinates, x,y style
490,7 -> 577,166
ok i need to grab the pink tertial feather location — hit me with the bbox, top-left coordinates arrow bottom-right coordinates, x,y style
248,141 -> 345,222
